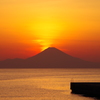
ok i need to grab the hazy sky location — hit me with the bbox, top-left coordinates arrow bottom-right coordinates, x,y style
0,0 -> 100,62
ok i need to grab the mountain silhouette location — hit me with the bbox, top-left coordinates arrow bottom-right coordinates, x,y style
0,47 -> 100,68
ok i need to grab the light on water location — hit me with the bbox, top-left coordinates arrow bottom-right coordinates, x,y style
0,68 -> 100,100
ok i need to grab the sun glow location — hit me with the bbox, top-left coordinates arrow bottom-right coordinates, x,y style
32,20 -> 64,51
34,39 -> 52,51
33,21 -> 62,38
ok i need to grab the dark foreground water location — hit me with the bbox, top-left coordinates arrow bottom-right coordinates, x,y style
0,68 -> 100,100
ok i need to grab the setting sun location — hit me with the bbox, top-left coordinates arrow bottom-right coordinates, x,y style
31,20 -> 64,39
34,39 -> 52,51
31,20 -> 64,51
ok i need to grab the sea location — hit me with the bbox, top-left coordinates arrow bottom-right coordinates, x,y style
0,68 -> 100,100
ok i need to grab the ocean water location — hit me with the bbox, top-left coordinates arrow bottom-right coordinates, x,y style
0,68 -> 100,100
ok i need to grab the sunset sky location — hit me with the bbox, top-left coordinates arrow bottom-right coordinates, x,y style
0,0 -> 100,62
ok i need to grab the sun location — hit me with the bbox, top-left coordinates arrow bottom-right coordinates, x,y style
33,22 -> 59,37
31,19 -> 64,51
34,39 -> 52,51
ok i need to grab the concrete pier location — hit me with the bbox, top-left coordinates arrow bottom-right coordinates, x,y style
71,82 -> 100,99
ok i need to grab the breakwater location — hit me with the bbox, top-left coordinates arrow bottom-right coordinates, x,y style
71,82 -> 100,99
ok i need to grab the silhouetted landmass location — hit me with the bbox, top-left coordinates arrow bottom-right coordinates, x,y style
0,47 -> 100,68
71,82 -> 100,99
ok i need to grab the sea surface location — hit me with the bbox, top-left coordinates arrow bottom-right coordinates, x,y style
0,68 -> 100,100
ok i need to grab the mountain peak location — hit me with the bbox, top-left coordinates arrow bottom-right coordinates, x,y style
40,47 -> 66,55
33,47 -> 73,59
43,47 -> 61,51
44,47 -> 59,50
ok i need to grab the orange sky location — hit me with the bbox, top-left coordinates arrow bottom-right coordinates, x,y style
0,0 -> 100,62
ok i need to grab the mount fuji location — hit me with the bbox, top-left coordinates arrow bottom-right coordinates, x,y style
0,47 -> 100,68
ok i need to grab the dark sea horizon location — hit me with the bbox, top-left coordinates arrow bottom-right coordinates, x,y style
0,68 -> 100,100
